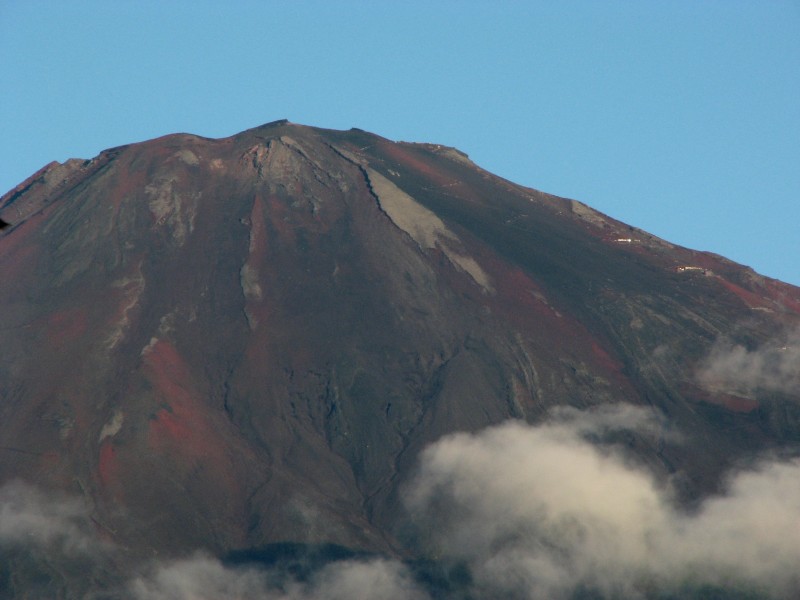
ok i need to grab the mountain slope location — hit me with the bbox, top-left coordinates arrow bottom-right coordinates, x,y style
1,121 -> 799,598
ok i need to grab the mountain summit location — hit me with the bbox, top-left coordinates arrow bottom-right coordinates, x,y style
1,122 -> 799,598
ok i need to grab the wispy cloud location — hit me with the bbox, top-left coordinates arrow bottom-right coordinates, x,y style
0,480 -> 99,556
0,480 -> 117,597
697,328 -> 800,396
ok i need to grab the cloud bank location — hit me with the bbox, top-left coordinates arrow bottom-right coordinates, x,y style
3,405 -> 800,598
405,405 -> 800,598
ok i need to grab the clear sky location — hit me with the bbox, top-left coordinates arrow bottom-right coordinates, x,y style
2,1 -> 798,286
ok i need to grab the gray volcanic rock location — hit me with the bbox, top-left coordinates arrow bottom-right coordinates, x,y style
1,121 -> 799,597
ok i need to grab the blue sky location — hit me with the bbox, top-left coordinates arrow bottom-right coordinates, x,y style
2,1 -> 798,285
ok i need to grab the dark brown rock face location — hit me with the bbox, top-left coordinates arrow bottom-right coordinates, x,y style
1,121 -> 799,596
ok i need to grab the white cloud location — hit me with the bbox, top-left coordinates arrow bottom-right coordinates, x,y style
305,558 -> 429,600
697,328 -> 800,396
130,554 -> 272,600
404,406 -> 800,598
0,480 -> 99,556
660,460 -> 800,592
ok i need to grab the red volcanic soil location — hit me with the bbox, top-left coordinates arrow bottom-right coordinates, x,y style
45,308 -> 88,349
717,277 -> 773,310
763,279 -> 800,314
98,440 -> 119,487
142,339 -> 228,463
377,139 -> 461,188
681,382 -> 759,414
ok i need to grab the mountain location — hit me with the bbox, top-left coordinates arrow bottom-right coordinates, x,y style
1,121 -> 799,599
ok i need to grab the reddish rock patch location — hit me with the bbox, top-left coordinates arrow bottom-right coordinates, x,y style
46,308 -> 88,348
142,339 -> 235,475
98,439 -> 118,487
717,278 -> 771,310
377,140 -> 458,188
682,383 -> 759,413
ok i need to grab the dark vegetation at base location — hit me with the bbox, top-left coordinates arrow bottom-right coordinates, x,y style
224,542 -> 371,580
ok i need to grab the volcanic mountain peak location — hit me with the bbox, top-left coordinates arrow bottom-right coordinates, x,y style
1,122 -> 799,598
